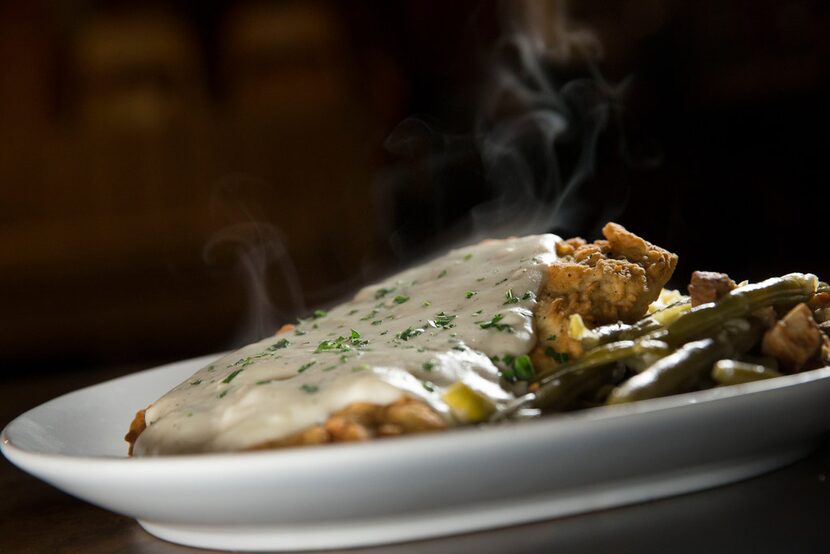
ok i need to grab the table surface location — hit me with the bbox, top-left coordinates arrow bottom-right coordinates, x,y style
3,364 -> 830,554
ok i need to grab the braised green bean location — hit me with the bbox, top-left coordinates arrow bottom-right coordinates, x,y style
493,339 -> 671,420
657,273 -> 816,347
711,359 -> 782,386
607,318 -> 762,405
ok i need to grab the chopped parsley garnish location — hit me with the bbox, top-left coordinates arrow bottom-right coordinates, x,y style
500,354 -> 534,382
312,309 -> 328,319
316,339 -> 342,352
477,313 -> 512,332
504,289 -> 519,304
393,295 -> 410,304
350,329 -> 368,346
371,320 -> 383,326
322,365 -> 337,372
352,364 -> 369,372
189,379 -> 202,385
222,369 -> 243,384
422,361 -> 435,371
348,309 -> 359,315
522,291 -> 535,300
317,330 -> 368,352
422,300 -> 432,307
463,253 -> 473,261
300,384 -> 319,394
206,365 -> 215,372
472,309 -> 483,316
432,312 -> 456,329
513,355 -> 535,380
438,269 -> 448,278
545,347 -> 570,363
465,290 -> 477,299
219,390 -> 229,398
476,277 -> 485,282
375,287 -> 396,300
267,338 -> 290,351
255,379 -> 272,385
298,361 -> 317,373
495,277 -> 509,285
452,345 -> 466,351
397,327 -> 424,341
547,335 -> 557,341
294,328 -> 306,336
423,381 -> 436,392
360,309 -> 379,321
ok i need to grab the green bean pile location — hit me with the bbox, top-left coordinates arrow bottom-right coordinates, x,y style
494,273 -> 827,421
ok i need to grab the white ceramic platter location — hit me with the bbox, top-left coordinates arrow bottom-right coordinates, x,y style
4,354 -> 830,552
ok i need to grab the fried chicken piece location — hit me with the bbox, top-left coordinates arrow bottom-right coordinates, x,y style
688,271 -> 737,307
245,398 -> 446,451
532,223 -> 678,372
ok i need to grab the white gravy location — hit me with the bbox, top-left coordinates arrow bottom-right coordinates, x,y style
134,234 -> 560,455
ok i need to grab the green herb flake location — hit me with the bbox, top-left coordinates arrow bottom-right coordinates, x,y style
465,290 -> 477,299
397,327 -> 424,341
472,309 -> 483,316
371,320 -> 383,326
300,384 -> 319,394
433,312 -> 456,329
477,313 -> 512,332
422,361 -> 435,371
348,309 -> 359,315
547,335 -> 557,341
423,381 -> 436,392
294,328 -> 306,336
218,390 -> 229,398
495,277 -> 509,286
189,379 -> 202,385
437,269 -> 448,279
476,277 -> 486,282
298,361 -> 317,373
513,355 -> 535,380
312,309 -> 328,319
463,253 -> 473,261
504,289 -> 519,305
375,287 -> 396,300
206,365 -> 215,372
255,379 -> 272,385
545,347 -> 570,363
393,295 -> 410,304
422,300 -> 432,307
222,369 -> 243,384
352,364 -> 369,372
360,309 -> 379,321
521,291 -> 535,301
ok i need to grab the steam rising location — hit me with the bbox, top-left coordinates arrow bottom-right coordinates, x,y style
379,4 -> 630,257
204,222 -> 305,345
207,4 -> 638,345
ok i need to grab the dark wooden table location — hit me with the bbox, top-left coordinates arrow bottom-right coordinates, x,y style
3,365 -> 830,554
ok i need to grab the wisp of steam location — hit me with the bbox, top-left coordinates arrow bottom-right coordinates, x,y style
379,3 -> 634,260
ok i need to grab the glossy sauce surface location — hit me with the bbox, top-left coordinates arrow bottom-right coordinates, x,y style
135,234 -> 560,455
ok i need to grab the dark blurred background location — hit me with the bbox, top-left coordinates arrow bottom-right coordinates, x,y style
1,0 -> 829,378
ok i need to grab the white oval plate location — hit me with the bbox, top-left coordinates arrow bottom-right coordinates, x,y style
4,354 -> 830,552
